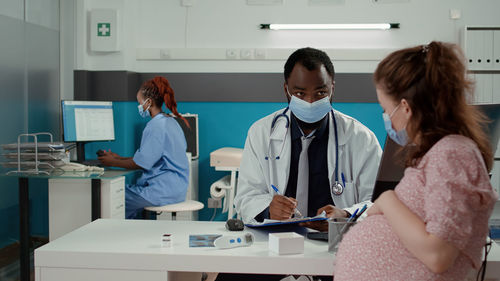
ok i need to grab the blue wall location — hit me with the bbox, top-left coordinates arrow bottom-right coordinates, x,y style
86,101 -> 386,221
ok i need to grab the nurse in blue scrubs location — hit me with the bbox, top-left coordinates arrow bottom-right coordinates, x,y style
98,76 -> 190,219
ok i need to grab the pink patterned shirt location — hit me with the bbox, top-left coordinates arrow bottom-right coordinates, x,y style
335,135 -> 498,281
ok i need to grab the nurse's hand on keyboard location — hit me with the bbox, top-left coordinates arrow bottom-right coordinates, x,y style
97,150 -> 120,167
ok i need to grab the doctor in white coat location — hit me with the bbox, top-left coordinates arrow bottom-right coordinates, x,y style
234,48 -> 382,231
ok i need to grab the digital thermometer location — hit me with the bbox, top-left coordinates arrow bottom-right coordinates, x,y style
214,233 -> 254,249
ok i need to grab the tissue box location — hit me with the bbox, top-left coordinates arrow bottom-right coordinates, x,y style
268,232 -> 304,255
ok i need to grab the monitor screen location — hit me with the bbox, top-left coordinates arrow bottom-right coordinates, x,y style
62,101 -> 115,142
475,104 -> 500,156
371,136 -> 408,202
172,114 -> 199,159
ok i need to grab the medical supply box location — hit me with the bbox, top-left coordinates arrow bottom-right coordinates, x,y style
268,232 -> 304,255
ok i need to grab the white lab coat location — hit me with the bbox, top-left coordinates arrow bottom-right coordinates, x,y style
234,108 -> 382,224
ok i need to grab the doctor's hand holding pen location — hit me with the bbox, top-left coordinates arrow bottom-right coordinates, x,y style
269,195 -> 299,220
269,184 -> 302,220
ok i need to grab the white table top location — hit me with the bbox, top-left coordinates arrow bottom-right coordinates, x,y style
34,219 -> 500,278
35,219 -> 335,276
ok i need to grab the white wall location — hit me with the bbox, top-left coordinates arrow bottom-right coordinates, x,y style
63,0 -> 500,76
60,0 -> 500,218
0,0 -> 59,29
60,0 -> 75,101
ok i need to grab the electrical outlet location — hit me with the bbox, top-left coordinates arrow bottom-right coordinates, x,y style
160,49 -> 171,59
254,48 -> 266,59
207,198 -> 222,208
450,9 -> 461,20
226,49 -> 238,59
240,49 -> 253,60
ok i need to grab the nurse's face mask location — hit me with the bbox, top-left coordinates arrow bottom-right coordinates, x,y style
382,103 -> 409,146
286,87 -> 332,124
138,98 -> 151,118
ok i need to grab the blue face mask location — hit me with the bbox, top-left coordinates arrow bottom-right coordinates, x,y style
382,104 -> 409,146
287,88 -> 332,124
138,98 -> 151,118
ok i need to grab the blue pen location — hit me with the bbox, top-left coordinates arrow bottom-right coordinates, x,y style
353,204 -> 368,222
271,185 -> 303,218
341,172 -> 346,188
347,208 -> 359,223
339,208 -> 359,234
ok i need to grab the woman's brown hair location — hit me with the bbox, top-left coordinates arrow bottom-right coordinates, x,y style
139,76 -> 190,128
374,41 -> 493,171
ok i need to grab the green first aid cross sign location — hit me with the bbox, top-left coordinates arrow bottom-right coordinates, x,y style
97,23 -> 111,37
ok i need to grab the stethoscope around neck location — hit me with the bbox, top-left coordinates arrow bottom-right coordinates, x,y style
265,107 -> 344,196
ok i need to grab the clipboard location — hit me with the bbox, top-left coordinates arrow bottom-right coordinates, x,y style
245,212 -> 327,228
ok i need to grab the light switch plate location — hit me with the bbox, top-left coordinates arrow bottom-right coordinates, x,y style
181,0 -> 195,7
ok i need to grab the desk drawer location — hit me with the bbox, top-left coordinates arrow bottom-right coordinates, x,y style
111,203 -> 125,218
101,176 -> 125,219
112,186 -> 125,199
110,190 -> 124,206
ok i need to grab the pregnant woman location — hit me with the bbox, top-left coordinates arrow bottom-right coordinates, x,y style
335,41 -> 498,280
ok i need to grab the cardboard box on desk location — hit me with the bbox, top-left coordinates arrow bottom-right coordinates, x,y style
268,232 -> 304,255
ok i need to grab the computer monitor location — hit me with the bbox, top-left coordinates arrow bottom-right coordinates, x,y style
172,113 -> 199,159
62,101 -> 115,142
371,137 -> 408,202
476,104 -> 500,156
61,100 -> 115,162
371,104 -> 500,202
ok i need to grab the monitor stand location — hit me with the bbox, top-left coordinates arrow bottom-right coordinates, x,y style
76,142 -> 87,163
75,142 -> 103,167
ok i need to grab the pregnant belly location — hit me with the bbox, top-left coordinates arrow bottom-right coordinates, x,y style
334,215 -> 421,280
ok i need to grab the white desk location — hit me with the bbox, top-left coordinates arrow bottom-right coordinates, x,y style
34,219 -> 334,281
48,175 -> 125,240
34,219 -> 500,281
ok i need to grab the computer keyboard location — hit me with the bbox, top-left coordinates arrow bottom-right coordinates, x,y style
81,160 -> 103,167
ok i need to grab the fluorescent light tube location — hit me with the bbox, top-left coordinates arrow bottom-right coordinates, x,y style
260,23 -> 399,30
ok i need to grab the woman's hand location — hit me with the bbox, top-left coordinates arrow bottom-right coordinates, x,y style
98,151 -> 118,166
366,201 -> 383,216
105,149 -> 120,158
366,190 -> 394,216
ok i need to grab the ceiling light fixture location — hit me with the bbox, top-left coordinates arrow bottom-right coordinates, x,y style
260,23 -> 400,30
